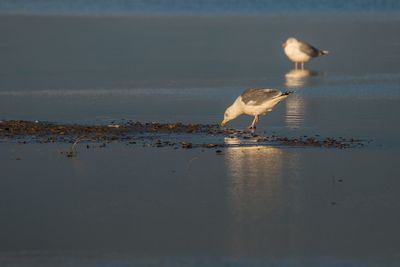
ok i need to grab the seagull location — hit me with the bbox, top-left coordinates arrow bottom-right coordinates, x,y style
282,37 -> 329,69
220,88 -> 292,129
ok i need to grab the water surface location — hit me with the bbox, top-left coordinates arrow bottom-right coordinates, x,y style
1,0 -> 400,15
0,13 -> 400,267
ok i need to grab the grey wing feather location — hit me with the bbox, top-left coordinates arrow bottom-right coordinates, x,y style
241,88 -> 282,105
299,42 -> 320,57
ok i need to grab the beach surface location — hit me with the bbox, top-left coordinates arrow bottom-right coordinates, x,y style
1,13 -> 400,266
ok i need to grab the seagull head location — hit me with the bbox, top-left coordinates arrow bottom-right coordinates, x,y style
220,104 -> 241,127
282,37 -> 298,48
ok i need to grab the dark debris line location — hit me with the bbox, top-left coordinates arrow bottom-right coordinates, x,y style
0,120 -> 367,149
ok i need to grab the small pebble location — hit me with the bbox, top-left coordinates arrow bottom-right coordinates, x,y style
206,144 -> 218,148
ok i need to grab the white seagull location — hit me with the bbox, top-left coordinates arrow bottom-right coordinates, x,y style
220,88 -> 292,129
282,37 -> 329,69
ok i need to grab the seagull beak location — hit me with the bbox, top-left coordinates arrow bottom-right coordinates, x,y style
220,119 -> 228,127
282,42 -> 287,48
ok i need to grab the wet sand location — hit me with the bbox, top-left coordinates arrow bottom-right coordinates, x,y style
0,120 -> 366,150
1,14 -> 400,266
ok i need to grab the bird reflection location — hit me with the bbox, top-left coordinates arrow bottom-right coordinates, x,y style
224,145 -> 283,179
284,69 -> 318,88
285,95 -> 305,129
224,136 -> 259,146
223,145 -> 285,251
223,145 -> 284,218
223,145 -> 302,254
283,69 -> 317,129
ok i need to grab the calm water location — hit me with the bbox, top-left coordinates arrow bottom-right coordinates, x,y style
1,13 -> 400,267
1,144 -> 399,267
1,0 -> 400,15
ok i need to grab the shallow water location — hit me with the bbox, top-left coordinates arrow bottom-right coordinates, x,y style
1,15 -> 400,143
1,0 -> 400,15
0,14 -> 400,266
1,144 -> 399,266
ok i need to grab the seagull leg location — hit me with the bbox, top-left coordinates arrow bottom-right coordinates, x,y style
248,115 -> 259,130
301,62 -> 304,69
294,62 -> 298,69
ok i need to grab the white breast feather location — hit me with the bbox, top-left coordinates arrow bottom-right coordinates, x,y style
284,43 -> 312,63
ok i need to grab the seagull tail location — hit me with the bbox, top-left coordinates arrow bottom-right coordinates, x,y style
282,91 -> 294,96
320,50 -> 329,56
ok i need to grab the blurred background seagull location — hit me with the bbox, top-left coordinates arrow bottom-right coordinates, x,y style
220,88 -> 292,129
282,37 -> 329,69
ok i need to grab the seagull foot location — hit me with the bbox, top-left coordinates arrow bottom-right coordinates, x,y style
247,126 -> 256,133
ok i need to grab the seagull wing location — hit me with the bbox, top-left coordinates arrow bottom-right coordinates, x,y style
241,88 -> 282,105
299,42 -> 321,57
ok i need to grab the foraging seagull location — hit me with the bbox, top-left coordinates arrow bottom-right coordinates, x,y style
220,88 -> 292,129
282,37 -> 329,69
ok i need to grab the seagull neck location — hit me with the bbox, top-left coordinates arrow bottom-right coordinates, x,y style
229,100 -> 244,118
